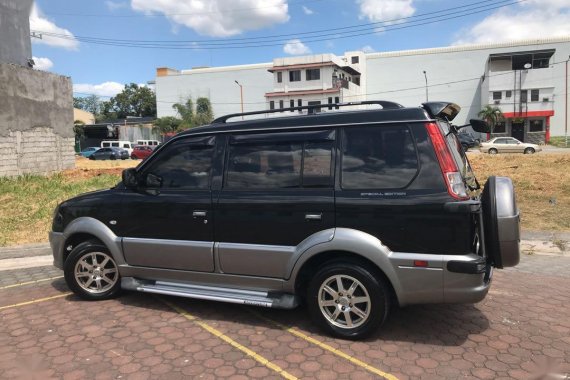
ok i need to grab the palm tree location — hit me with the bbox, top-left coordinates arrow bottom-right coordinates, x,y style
478,105 -> 504,135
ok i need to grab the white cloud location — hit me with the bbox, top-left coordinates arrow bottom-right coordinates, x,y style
454,2 -> 570,45
356,0 -> 415,24
130,0 -> 290,37
32,56 -> 53,71
283,39 -> 311,55
29,4 -> 79,50
302,6 -> 314,15
361,45 -> 375,53
106,1 -> 127,11
73,82 -> 124,97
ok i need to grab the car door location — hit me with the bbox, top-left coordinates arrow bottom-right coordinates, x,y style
214,129 -> 335,278
119,135 -> 216,272
494,138 -> 507,153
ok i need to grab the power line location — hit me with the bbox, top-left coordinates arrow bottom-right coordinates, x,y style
33,0 -> 526,50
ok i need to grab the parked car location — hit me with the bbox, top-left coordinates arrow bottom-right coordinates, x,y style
79,147 -> 99,158
89,147 -> 129,160
50,101 -> 520,339
457,133 -> 479,151
480,137 -> 541,154
131,145 -> 154,160
136,139 -> 161,147
101,140 -> 134,155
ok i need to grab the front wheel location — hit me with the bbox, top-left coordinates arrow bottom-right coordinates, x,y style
64,241 -> 121,300
524,147 -> 535,154
488,148 -> 498,155
307,262 -> 389,340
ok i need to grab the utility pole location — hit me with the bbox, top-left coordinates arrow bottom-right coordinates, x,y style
423,71 -> 429,102
234,80 -> 244,120
566,56 -> 569,147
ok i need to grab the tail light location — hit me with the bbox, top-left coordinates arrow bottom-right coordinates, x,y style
425,122 -> 469,200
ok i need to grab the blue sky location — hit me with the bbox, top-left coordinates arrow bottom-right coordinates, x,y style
30,0 -> 570,98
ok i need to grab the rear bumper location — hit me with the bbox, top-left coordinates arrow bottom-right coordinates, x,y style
391,253 -> 492,306
49,231 -> 65,270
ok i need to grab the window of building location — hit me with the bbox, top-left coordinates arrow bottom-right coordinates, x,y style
334,96 -> 340,109
328,97 -> 333,110
531,89 -> 539,102
308,101 -> 321,114
279,100 -> 284,112
506,90 -> 512,98
306,69 -> 320,81
277,72 -> 282,83
224,139 -> 333,189
493,92 -> 502,100
144,141 -> 213,190
269,101 -> 275,110
351,56 -> 359,64
512,54 -> 533,70
532,53 -> 551,69
289,70 -> 301,82
290,99 -> 295,112
494,122 -> 506,133
354,76 -> 360,86
341,125 -> 418,189
521,90 -> 528,103
529,120 -> 544,132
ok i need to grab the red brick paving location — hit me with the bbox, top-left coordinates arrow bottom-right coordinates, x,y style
0,263 -> 569,379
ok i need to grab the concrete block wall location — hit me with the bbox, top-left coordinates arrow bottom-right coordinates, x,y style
0,63 -> 75,176
0,128 -> 75,176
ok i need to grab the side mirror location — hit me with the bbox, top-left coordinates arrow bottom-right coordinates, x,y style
145,173 -> 163,188
470,119 -> 490,133
122,168 -> 139,189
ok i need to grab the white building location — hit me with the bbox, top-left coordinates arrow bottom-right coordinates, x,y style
155,37 -> 570,142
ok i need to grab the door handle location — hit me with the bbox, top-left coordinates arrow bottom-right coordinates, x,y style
192,210 -> 207,218
305,213 -> 322,221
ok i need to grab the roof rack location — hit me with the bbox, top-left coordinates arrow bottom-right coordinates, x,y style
211,100 -> 404,124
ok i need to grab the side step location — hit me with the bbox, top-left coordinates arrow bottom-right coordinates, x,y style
121,277 -> 299,309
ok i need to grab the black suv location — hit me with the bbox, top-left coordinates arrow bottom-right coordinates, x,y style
50,101 -> 520,339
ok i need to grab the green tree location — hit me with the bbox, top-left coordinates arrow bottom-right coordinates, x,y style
478,105 -> 504,134
73,94 -> 101,116
172,98 -> 194,129
194,97 -> 214,126
153,116 -> 182,135
101,83 -> 156,120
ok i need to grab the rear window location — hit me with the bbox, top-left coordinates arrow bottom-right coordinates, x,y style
341,125 -> 418,189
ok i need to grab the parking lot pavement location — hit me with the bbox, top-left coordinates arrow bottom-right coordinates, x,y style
1,255 -> 569,380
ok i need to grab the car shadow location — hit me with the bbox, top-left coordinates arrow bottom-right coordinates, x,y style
51,279 -> 488,346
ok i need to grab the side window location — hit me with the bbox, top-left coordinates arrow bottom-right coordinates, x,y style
341,126 -> 418,189
225,143 -> 302,189
302,141 -> 333,188
143,141 -> 213,189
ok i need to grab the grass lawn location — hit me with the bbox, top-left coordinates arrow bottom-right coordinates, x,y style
0,154 -> 568,246
549,136 -> 570,148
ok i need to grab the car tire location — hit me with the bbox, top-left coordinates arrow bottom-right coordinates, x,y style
524,147 -> 535,154
64,240 -> 121,300
307,261 -> 390,340
488,148 -> 498,155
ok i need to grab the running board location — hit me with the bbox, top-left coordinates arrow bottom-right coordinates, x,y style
121,277 -> 299,309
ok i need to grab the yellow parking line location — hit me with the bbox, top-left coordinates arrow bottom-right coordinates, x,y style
0,293 -> 71,311
162,299 -> 298,380
248,309 -> 399,380
0,276 -> 64,290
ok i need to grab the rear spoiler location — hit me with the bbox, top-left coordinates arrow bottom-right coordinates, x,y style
422,102 -> 461,121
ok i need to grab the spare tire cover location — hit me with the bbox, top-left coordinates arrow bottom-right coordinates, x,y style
481,176 -> 521,268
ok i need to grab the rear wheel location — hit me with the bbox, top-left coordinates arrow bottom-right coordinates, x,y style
488,148 -> 498,155
524,147 -> 535,154
307,262 -> 389,339
64,241 -> 121,300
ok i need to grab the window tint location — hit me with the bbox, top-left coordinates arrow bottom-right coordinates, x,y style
341,126 -> 418,189
303,141 -> 333,188
226,143 -> 302,189
144,141 -> 213,189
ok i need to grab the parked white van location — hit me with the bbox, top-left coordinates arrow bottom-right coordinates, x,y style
136,139 -> 160,147
101,140 -> 134,155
